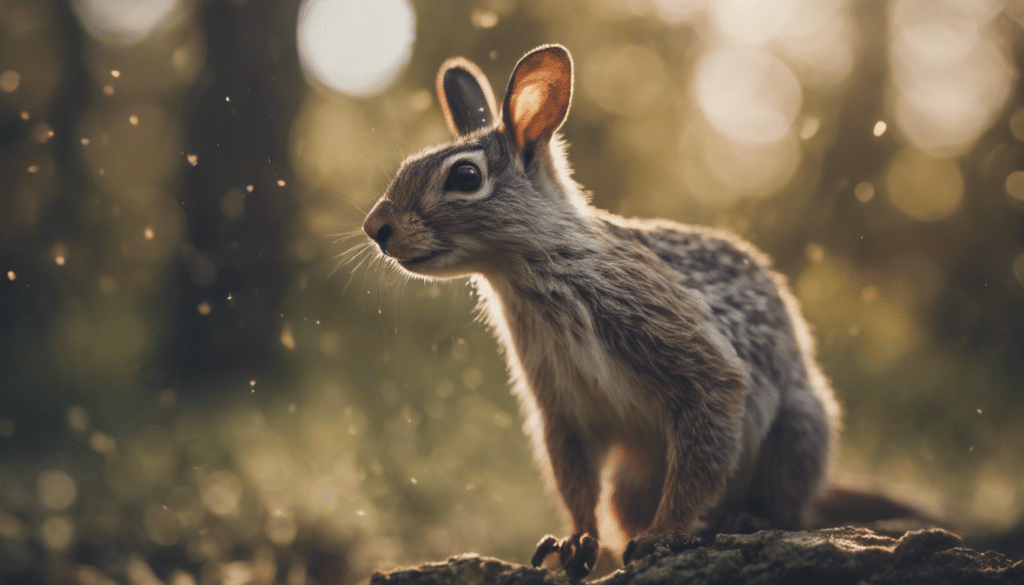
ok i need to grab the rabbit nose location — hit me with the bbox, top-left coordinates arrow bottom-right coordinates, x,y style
372,225 -> 393,251
363,200 -> 395,252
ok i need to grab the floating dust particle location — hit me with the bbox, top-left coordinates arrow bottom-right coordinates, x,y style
110,70 -> 120,78
144,227 -> 154,240
6,271 -> 14,281
27,165 -> 38,173
20,111 -> 29,120
102,85 -> 114,96
873,121 -> 887,136
196,301 -> 211,315
32,124 -> 54,143
225,96 -> 230,102
55,256 -> 65,266
280,323 -> 296,350
80,137 -> 89,145
187,154 -> 198,166
276,179 -> 286,187
129,115 -> 139,126
245,185 -> 254,193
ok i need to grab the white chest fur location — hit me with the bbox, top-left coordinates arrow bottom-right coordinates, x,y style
472,275 -> 662,439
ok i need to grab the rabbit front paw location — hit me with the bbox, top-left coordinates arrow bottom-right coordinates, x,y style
531,532 -> 599,580
622,531 -> 707,565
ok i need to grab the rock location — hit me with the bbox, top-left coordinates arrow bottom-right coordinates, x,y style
370,527 -> 1023,585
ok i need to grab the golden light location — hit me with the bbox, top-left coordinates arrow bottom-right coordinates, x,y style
72,0 -> 182,45
889,0 -> 1013,155
38,470 -> 77,511
202,471 -> 243,516
296,0 -> 416,97
645,0 -> 709,23
584,45 -> 667,116
265,510 -> 298,545
854,181 -> 875,203
694,48 -> 802,145
885,148 -> 963,221
774,0 -> 855,88
1005,170 -> 1024,202
68,406 -> 90,432
0,70 -> 20,92
709,0 -> 796,45
38,516 -> 75,551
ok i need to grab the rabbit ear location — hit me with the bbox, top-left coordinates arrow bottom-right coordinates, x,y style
501,45 -> 573,152
436,58 -> 498,137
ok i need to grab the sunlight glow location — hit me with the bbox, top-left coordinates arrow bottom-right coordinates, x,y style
297,0 -> 416,97
890,0 -> 1012,155
695,48 -> 802,144
72,0 -> 181,45
885,148 -> 963,221
710,0 -> 796,45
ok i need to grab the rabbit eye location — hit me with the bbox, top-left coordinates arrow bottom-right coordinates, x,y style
444,162 -> 482,192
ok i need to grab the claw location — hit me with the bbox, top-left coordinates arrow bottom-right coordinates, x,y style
531,534 -> 560,567
623,531 -> 707,565
564,533 -> 598,580
532,533 -> 600,580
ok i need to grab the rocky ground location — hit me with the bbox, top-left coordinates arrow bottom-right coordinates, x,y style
371,527 -> 1023,585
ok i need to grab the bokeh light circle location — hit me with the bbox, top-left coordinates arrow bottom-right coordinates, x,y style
297,0 -> 416,97
695,48 -> 802,144
72,0 -> 181,45
885,148 -> 963,221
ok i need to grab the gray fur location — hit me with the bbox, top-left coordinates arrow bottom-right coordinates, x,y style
362,45 -> 840,577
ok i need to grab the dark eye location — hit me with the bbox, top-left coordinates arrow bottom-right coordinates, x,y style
444,162 -> 482,192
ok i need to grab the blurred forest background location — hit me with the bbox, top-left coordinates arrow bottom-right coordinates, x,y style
1,0 -> 1023,583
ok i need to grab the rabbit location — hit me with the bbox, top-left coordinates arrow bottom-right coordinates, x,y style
361,45 -> 841,580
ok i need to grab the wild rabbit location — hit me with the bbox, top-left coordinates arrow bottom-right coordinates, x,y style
362,45 -> 840,579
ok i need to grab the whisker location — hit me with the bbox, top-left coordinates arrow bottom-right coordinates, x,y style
338,249 -> 376,296
325,193 -> 371,215
330,232 -> 368,244
331,242 -> 375,280
333,241 -> 374,263
377,255 -> 387,336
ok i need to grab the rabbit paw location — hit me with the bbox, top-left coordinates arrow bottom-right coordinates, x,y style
622,531 -> 707,565
531,532 -> 599,580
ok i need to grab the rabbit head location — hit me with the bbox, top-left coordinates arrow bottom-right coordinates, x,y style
363,45 -> 586,279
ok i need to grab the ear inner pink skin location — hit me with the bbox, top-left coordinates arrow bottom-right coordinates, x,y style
504,47 -> 573,149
